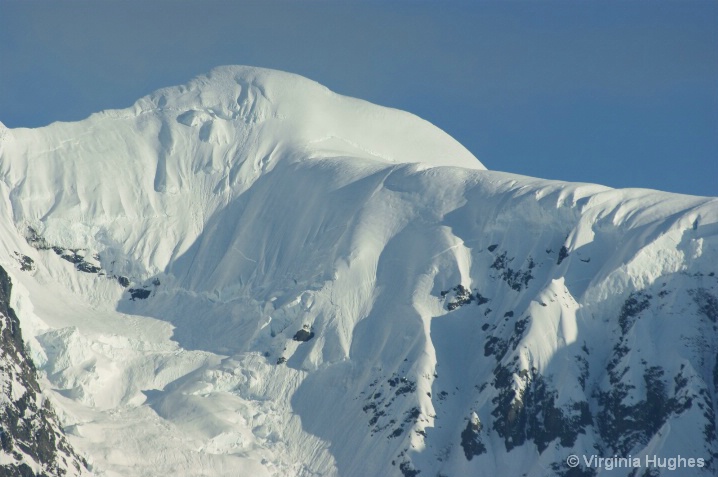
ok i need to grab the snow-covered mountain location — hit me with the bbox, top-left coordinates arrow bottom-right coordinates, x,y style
0,264 -> 88,477
0,65 -> 716,477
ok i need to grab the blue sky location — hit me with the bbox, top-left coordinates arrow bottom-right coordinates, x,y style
1,0 -> 716,196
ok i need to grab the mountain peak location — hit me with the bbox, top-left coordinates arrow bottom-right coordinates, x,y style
0,65 -> 484,285
135,65 -> 299,122
3,66 -> 715,477
123,65 -> 485,171
1,66 -> 483,220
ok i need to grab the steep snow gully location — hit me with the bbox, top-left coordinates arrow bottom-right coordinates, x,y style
0,66 -> 717,477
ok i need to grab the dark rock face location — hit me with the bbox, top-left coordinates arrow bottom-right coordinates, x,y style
24,228 -> 50,251
293,327 -> 315,342
692,288 -> 718,322
398,460 -> 420,477
128,288 -> 151,300
413,239 -> 718,477
596,366 -> 688,456
0,266 -> 87,476
75,262 -> 101,274
490,251 -> 534,292
460,414 -> 486,460
489,364 -> 591,453
24,227 -> 130,287
592,290 -> 707,461
13,253 -> 35,272
441,285 -> 490,311
53,248 -> 100,275
360,373 -> 421,441
618,291 -> 651,334
557,245 -> 569,265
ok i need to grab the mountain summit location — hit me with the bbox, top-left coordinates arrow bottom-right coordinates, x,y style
0,66 -> 717,477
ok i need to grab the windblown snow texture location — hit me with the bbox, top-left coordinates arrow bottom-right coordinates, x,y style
0,66 -> 717,477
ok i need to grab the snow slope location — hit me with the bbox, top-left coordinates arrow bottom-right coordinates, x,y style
0,66 -> 717,477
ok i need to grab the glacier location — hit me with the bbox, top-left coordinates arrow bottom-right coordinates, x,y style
0,65 -> 716,476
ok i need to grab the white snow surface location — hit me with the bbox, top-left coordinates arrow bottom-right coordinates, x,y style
0,66 -> 717,476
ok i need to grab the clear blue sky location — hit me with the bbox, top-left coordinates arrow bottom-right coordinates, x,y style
1,0 -> 716,196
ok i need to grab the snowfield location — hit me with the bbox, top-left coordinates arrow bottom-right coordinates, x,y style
0,66 -> 717,477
